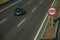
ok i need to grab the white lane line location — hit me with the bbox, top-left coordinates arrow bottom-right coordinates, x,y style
17,18 -> 26,27
27,1 -> 32,5
34,0 -> 55,40
34,14 -> 48,40
40,0 -> 43,4
32,7 -> 37,12
0,0 -> 22,12
0,18 -> 7,24
51,0 -> 55,6
40,16 -> 50,39
32,0 -> 43,12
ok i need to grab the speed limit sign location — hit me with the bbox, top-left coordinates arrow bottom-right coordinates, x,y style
48,6 -> 57,16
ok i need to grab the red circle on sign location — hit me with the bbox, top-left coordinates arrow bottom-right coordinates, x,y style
48,6 -> 57,16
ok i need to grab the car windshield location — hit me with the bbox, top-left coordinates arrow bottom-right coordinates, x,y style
15,8 -> 22,12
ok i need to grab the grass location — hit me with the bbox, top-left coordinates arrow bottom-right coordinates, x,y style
42,0 -> 59,39
53,0 -> 60,20
0,0 -> 9,4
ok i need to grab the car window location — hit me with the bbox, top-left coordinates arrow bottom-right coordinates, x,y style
15,8 -> 22,12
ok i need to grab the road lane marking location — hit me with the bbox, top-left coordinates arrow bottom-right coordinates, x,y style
40,16 -> 50,38
34,14 -> 48,40
32,0 -> 43,12
34,0 -> 55,40
32,7 -> 37,12
0,0 -> 22,12
39,0 -> 43,4
17,18 -> 26,27
0,18 -> 7,24
27,1 -> 32,5
51,0 -> 55,6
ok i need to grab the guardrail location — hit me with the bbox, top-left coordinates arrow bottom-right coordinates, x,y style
53,21 -> 59,40
54,17 -> 60,40
36,15 -> 50,40
37,0 -> 57,40
40,16 -> 60,40
40,16 -> 50,39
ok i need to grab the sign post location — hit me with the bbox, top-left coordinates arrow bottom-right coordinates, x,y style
48,6 -> 57,27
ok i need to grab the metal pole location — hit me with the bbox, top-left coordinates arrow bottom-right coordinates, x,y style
51,16 -> 53,27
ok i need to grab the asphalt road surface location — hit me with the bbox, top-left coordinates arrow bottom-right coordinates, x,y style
0,0 -> 54,40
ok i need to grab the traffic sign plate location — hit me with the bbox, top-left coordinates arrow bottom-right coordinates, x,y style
48,6 -> 57,16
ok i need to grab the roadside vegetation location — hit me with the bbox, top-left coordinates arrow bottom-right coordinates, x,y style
0,0 -> 9,4
42,0 -> 60,39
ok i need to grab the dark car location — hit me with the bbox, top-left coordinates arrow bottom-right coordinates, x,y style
14,7 -> 26,16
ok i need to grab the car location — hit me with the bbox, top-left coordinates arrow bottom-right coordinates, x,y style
14,7 -> 26,16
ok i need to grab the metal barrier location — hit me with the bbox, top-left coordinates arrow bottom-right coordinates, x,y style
54,17 -> 60,40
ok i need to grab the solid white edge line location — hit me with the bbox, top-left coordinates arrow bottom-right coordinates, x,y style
34,0 -> 55,40
27,1 -> 31,5
34,14 -> 48,40
32,7 -> 37,12
0,0 -> 22,12
17,18 -> 26,27
51,0 -> 55,6
0,18 -> 7,24
40,16 -> 50,39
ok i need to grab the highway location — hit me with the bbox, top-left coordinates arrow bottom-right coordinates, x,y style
0,0 -> 54,40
